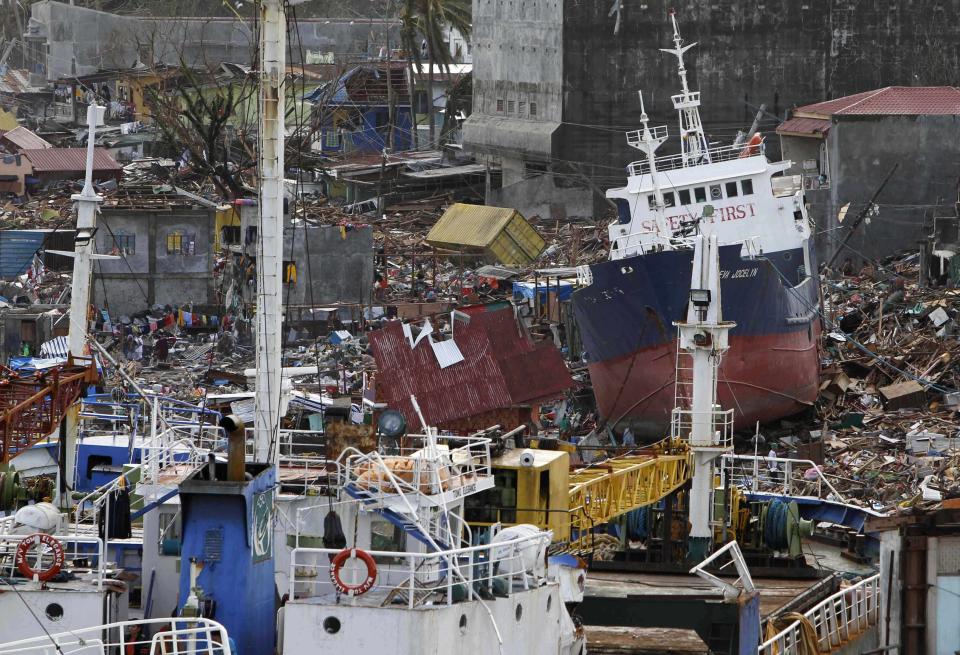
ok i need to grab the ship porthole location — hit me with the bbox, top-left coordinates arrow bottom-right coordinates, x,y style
547,595 -> 553,612
515,604 -> 523,622
784,252 -> 792,261
45,603 -> 64,621
323,617 -> 341,634
459,614 -> 468,634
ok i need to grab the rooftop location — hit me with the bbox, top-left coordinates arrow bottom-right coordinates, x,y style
0,126 -> 53,151
797,86 -> 960,117
20,147 -> 122,173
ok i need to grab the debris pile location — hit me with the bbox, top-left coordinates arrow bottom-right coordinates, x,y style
814,252 -> 960,513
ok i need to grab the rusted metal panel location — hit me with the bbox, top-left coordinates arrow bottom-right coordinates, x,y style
20,147 -> 121,174
368,307 -> 572,429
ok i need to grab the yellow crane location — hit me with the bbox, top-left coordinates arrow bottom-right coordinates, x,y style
465,437 -> 693,546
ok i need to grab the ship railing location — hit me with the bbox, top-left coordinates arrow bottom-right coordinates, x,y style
138,424 -> 226,496
626,124 -> 669,148
0,533 -> 107,590
0,515 -> 15,533
670,407 -> 734,450
759,574 -> 881,655
720,454 -> 848,504
628,141 -> 765,176
261,429 -> 329,493
337,434 -> 493,505
0,617 -> 230,655
288,531 -> 551,609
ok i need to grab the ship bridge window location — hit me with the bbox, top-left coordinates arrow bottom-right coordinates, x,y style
678,189 -> 691,205
694,187 -> 707,203
647,195 -> 656,209
741,179 -> 754,195
663,192 -> 675,207
725,181 -> 739,197
710,184 -> 723,200
614,198 -> 631,224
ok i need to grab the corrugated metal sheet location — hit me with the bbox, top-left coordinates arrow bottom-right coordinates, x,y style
775,117 -> 832,137
428,203 -> 518,248
0,126 -> 53,151
426,203 -> 545,266
368,307 -> 573,428
795,86 -> 960,118
20,148 -> 121,173
0,231 -> 46,278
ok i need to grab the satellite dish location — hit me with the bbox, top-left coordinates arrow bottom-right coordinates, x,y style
377,410 -> 407,438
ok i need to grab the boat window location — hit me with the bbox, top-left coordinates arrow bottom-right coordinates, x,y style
725,181 -> 739,197
647,195 -> 656,209
663,192 -> 676,207
741,179 -> 754,195
678,189 -> 691,205
694,187 -> 707,203
370,518 -> 407,565
709,184 -> 723,200
614,198 -> 631,224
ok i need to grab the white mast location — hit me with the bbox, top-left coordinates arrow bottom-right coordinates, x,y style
253,0 -> 287,464
632,92 -> 671,242
660,11 -> 710,167
68,103 -> 105,358
672,234 -> 734,560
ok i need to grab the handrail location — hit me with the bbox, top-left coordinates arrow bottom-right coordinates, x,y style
759,574 -> 881,654
289,530 -> 551,608
628,141 -> 765,177
0,534 -> 107,590
721,454 -> 848,503
0,617 -> 230,655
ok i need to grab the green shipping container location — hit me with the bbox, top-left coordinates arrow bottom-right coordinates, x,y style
426,203 -> 545,266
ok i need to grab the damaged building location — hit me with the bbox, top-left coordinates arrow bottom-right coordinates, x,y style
464,0 -> 960,220
777,86 -> 960,266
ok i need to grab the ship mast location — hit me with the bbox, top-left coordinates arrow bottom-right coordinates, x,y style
634,92 -> 671,242
673,234 -> 734,560
660,11 -> 710,167
253,0 -> 287,464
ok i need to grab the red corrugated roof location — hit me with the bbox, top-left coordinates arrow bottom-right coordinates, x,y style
20,148 -> 121,173
0,126 -> 53,151
775,117 -> 832,137
368,307 -> 573,428
794,87 -> 960,118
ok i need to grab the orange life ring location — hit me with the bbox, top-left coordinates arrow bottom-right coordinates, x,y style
329,548 -> 377,596
15,533 -> 65,582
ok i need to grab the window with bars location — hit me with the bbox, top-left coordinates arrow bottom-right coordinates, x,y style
166,231 -> 196,255
496,98 -> 504,113
507,100 -> 515,113
530,102 -> 538,116
113,233 -> 135,256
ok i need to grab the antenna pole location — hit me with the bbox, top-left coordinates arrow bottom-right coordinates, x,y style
254,0 -> 287,464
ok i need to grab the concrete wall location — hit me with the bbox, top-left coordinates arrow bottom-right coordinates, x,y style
811,115 -> 960,266
30,1 -> 400,80
490,173 -> 597,222
467,0 -> 960,218
93,207 -> 217,315
282,225 -> 374,306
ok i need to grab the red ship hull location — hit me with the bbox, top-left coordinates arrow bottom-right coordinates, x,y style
588,326 -> 821,437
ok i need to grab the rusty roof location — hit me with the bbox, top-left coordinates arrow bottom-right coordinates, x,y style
793,87 -> 960,118
0,126 -> 53,151
20,148 -> 121,173
368,307 -> 573,428
775,117 -> 832,138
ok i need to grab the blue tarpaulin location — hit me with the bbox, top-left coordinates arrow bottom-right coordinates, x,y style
512,281 -> 574,302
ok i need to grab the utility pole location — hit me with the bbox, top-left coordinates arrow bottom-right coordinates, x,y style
254,0 -> 287,464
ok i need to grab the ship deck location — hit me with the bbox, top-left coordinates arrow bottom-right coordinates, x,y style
583,571 -> 827,654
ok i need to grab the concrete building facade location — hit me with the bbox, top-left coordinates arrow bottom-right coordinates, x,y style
25,1 -> 400,82
93,203 -> 219,316
464,0 -> 960,220
777,87 -> 960,267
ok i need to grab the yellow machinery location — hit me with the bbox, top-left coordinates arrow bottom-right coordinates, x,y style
466,437 -> 693,548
